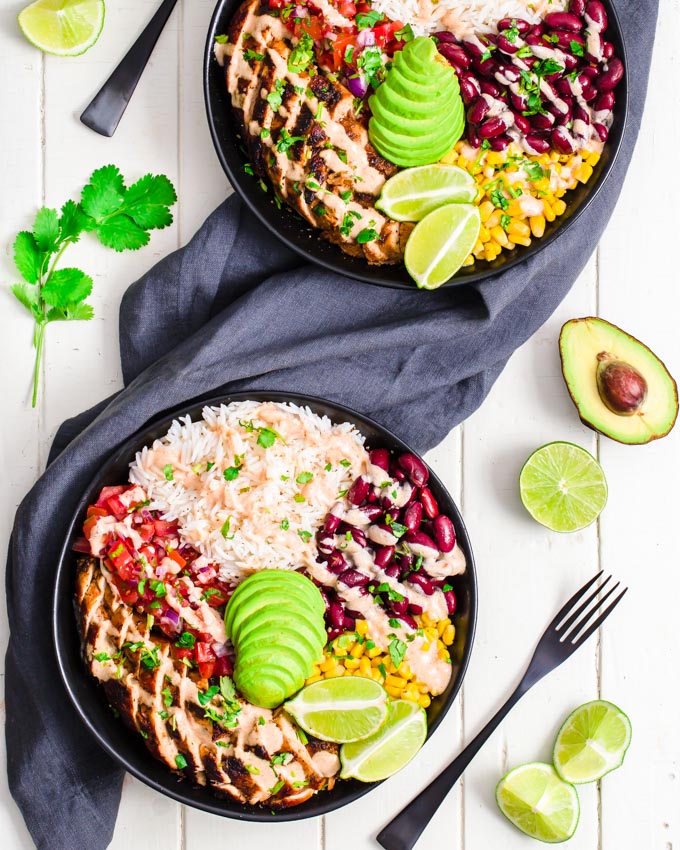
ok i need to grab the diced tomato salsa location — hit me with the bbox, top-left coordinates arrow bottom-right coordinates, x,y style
79,484 -> 233,677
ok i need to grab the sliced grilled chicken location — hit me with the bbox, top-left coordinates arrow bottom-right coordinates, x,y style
219,0 -> 414,264
76,558 -> 339,807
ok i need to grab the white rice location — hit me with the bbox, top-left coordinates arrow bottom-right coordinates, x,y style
371,0 -> 567,37
129,401 -> 369,581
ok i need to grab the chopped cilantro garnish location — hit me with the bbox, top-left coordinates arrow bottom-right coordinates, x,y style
276,129 -> 306,159
293,494 -> 306,503
149,579 -> 166,599
288,31 -> 314,73
257,427 -> 279,448
198,685 -> 220,706
224,466 -> 240,481
176,631 -> 195,649
296,471 -> 313,484
221,516 -> 233,538
245,764 -> 260,775
175,754 -> 188,770
297,530 -> 312,542
388,638 -> 408,669
570,39 -> 584,56
162,687 -> 173,707
162,464 -> 174,481
356,10 -> 384,28
500,213 -> 511,231
94,652 -> 110,662
394,23 -> 414,42
324,462 -> 332,471
280,518 -> 290,530
357,227 -> 378,244
243,48 -> 264,61
339,459 -> 351,467
340,190 -> 352,202
269,779 -> 285,795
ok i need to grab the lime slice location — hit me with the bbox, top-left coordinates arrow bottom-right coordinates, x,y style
519,441 -> 608,532
340,699 -> 427,782
376,165 -> 477,222
18,0 -> 105,57
553,700 -> 632,784
496,762 -> 580,844
404,203 -> 480,289
284,677 -> 388,743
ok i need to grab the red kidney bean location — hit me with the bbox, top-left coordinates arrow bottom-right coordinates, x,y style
384,563 -> 400,578
319,589 -> 331,613
467,96 -> 490,124
367,486 -> 379,503
444,590 -> 457,616
562,53 -> 579,72
580,66 -> 599,79
585,0 -> 608,30
327,626 -> 342,641
329,600 -> 345,629
391,466 -> 406,481
433,515 -> 456,553
545,11 -> 583,30
467,124 -> 481,147
602,40 -> 614,60
369,448 -> 390,471
510,91 -> 528,111
390,599 -> 408,616
317,532 -> 334,555
462,38 -> 486,59
498,16 -> 531,33
339,569 -> 370,588
529,23 -> 545,37
327,550 -> 348,573
459,72 -> 481,105
552,126 -> 576,153
593,90 -> 615,111
357,504 -> 383,522
342,616 -> 355,631
349,527 -> 367,548
323,513 -> 341,534
346,608 -> 365,620
551,29 -> 585,50
525,31 -> 543,46
496,35 -> 518,54
573,103 -> 591,124
434,30 -> 456,43
581,84 -> 598,102
526,133 -> 551,153
405,531 -> 438,552
479,115 -> 510,139
403,501 -> 423,533
398,453 -> 429,488
570,0 -> 586,15
398,553 -> 414,570
407,572 -> 435,595
556,103 -> 573,126
374,545 -> 395,569
396,613 -> 418,630
593,122 -> 609,142
597,57 -> 624,90
480,79 -> 502,97
555,76 -> 573,97
489,134 -> 510,151
512,111 -> 531,134
438,42 -> 470,69
472,57 -> 499,78
348,476 -> 369,505
419,487 -> 439,519
409,603 -> 424,615
497,64 -> 521,84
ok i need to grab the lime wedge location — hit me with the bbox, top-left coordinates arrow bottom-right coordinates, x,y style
404,203 -> 480,289
519,441 -> 608,532
376,165 -> 477,222
496,762 -> 580,844
284,677 -> 388,743
553,700 -> 632,784
340,699 -> 427,782
18,0 -> 105,57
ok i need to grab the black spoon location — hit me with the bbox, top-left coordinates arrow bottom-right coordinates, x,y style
81,0 -> 180,137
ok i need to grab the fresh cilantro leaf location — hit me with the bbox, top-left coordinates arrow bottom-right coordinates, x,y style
500,213 -> 511,231
293,494 -> 305,503
388,638 -> 407,669
280,518 -> 290,530
296,471 -> 313,484
515,44 -> 533,58
32,207 -> 60,253
220,676 -> 236,702
259,716 -> 266,726
288,31 -> 314,73
41,268 -> 93,308
198,685 -> 220,706
257,428 -> 278,448
394,23 -> 414,42
570,39 -> 584,56
94,215 -> 149,252
10,283 -> 40,318
215,34 -> 228,44
176,631 -> 196,649
244,48 -> 265,61
524,161 -> 545,181
13,231 -> 42,284
163,464 -> 174,481
245,764 -> 260,775
357,227 -> 378,244
80,165 -> 126,222
276,128 -> 306,158
356,10 -> 383,28
94,652 -> 110,662
121,173 -> 177,231
175,754 -> 188,770
59,199 -> 90,243
46,302 -> 94,322
224,466 -> 240,481
269,779 -> 285,795
221,516 -> 232,538
297,530 -> 312,542
271,752 -> 292,766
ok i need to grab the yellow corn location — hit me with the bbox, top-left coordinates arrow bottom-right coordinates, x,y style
359,657 -> 372,678
344,657 -> 360,669
529,215 -> 546,238
320,657 -> 335,673
419,694 -> 431,709
355,620 -> 369,636
437,618 -> 451,637
543,200 -> 556,222
479,200 -> 495,223
462,254 -> 475,267
306,674 -> 323,684
552,198 -> 567,216
508,219 -> 530,239
442,624 -> 456,646
385,675 -> 404,689
366,646 -> 382,658
350,642 -> 364,659
575,162 -> 593,184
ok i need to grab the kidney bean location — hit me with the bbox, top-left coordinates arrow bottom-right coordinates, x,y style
496,34 -> 518,54
369,448 -> 390,471
553,29 -> 585,50
479,115 -> 510,139
319,589 -> 331,614
570,0 -> 586,15
551,126 -> 576,154
418,487 -> 439,519
585,0 -> 608,29
317,532 -> 334,555
509,91 -> 528,111
462,38 -> 486,59
562,53 -> 579,72
367,486 -> 379,503
398,553 -> 414,570
323,512 -> 341,534
391,466 -> 406,482
497,64 -> 521,84
459,72 -> 481,105
597,57 -> 624,90
405,530 -> 438,552
409,603 -> 424,615
602,40 -> 614,59
384,564 -> 400,578
580,84 -> 598,102
327,550 -> 348,573
433,515 -> 456,553
329,600 -> 345,629
356,504 -> 382,523
593,122 -> 609,142
396,613 -> 419,630
348,476 -> 370,505
580,65 -> 599,80
339,569 -> 370,588
438,42 -> 471,69
555,104 -> 573,126
342,616 -> 355,631
398,453 -> 429,488
573,103 -> 591,124
593,90 -> 615,111
374,545 -> 395,569
529,22 -> 545,37
555,76 -> 573,97
467,96 -> 490,124
434,30 -> 456,43
466,124 -> 481,147
512,111 -> 531,134
545,11 -> 583,30
350,527 -> 367,548
403,501 -> 423,534
489,134 -> 510,151
408,572 -> 435,595
472,57 -> 499,78
390,599 -> 408,616
525,31 -> 543,46
327,626 -> 342,641
444,590 -> 457,616
526,133 -> 551,153
480,79 -> 502,97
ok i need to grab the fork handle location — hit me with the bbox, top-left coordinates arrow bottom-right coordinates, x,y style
376,682 -> 528,850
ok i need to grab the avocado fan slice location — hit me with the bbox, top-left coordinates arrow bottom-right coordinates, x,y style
236,608 -> 327,650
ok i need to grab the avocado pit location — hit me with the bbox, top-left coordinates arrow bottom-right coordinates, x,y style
596,352 -> 648,416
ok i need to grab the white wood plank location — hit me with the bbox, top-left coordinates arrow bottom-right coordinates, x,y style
460,259 -> 601,850
184,807 -> 322,849
597,1 -> 680,847
324,432 -> 464,850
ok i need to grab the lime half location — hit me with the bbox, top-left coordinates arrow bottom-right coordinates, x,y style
519,441 -> 608,532
496,762 -> 580,844
18,0 -> 105,57
553,700 -> 632,784
340,699 -> 427,782
284,677 -> 388,743
404,203 -> 480,289
376,165 -> 477,222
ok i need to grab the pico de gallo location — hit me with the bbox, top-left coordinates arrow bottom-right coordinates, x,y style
76,484 -> 234,680
267,0 -> 414,99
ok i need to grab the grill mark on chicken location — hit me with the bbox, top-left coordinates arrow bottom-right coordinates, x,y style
220,0 -> 411,264
76,557 -> 339,808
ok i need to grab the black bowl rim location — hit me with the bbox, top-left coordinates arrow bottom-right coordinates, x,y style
203,0 -> 628,290
52,390 -> 478,821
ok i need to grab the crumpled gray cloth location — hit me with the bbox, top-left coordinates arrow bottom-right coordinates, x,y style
5,1 -> 656,845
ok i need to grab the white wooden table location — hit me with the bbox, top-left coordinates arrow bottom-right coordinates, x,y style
1,2 -> 679,848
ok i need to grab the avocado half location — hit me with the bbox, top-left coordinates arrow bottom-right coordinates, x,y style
559,317 -> 678,445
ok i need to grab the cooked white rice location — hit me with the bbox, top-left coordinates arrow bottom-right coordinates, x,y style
129,401 -> 369,581
371,0 -> 567,37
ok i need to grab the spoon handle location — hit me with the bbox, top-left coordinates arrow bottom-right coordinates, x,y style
81,0 -> 180,137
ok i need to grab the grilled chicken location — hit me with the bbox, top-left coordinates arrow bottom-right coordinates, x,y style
219,0 -> 414,264
76,557 -> 339,807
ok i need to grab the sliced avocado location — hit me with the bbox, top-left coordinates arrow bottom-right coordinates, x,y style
227,588 -> 321,643
238,625 -> 322,670
234,665 -> 289,709
559,317 -> 678,445
237,636 -> 312,686
237,608 -> 326,649
225,571 -> 323,636
370,85 -> 441,120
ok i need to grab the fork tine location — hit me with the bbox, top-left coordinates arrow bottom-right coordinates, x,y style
570,587 -> 628,646
546,571 -> 603,632
556,574 -> 612,636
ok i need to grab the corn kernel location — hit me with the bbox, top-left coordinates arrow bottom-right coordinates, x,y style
421,612 -> 435,628
543,200 -> 556,222
490,226 -> 511,249
487,151 -> 506,166
306,674 -> 323,684
483,243 -> 497,263
359,657 -> 372,677
575,162 -> 593,184
512,235 -> 532,247
371,655 -> 384,667
333,647 -> 348,657
419,695 -> 431,709
385,685 -> 403,699
422,642 -> 431,652
479,200 -> 495,222
344,657 -> 360,669
355,620 -> 369,636
552,198 -> 567,216
350,642 -> 364,659
397,664 -> 413,680
587,151 -> 600,167
462,254 -> 475,267
508,219 -> 530,239
442,624 -> 456,646
367,646 -> 382,658
478,224 -> 490,242
486,209 -> 502,229
372,668 -> 383,682
386,675 -> 404,689
529,215 -> 545,238
326,667 -> 344,678
320,657 -> 335,672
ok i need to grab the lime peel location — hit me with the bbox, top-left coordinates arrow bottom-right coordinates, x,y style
376,164 -> 477,222
18,0 -> 105,57
404,203 -> 481,289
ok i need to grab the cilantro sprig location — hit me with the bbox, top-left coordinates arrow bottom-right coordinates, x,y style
9,165 -> 177,407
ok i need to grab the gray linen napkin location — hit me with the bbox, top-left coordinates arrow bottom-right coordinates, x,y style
5,1 -> 656,845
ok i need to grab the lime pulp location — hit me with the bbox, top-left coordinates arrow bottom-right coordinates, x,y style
376,164 -> 477,222
18,0 -> 105,57
553,700 -> 632,784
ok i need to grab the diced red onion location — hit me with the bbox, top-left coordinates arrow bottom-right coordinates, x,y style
72,537 -> 91,554
356,29 -> 375,48
159,607 -> 181,634
294,4 -> 306,16
212,642 -> 229,657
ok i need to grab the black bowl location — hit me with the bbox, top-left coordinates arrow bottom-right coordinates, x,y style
203,0 -> 627,290
53,391 -> 477,821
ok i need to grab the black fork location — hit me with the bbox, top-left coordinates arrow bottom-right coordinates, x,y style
376,572 -> 628,850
